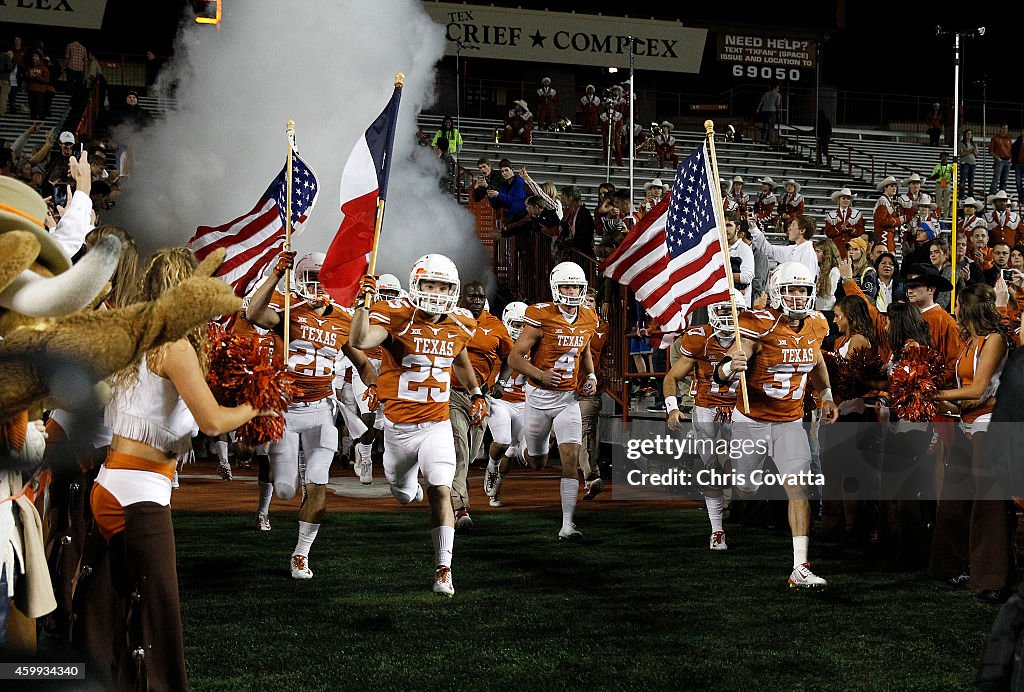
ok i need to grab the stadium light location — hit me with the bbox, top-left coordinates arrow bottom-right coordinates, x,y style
607,67 -> 618,74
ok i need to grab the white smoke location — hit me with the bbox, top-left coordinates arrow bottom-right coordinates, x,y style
107,0 -> 486,290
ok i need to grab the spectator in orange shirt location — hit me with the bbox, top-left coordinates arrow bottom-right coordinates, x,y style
989,123 -> 1012,195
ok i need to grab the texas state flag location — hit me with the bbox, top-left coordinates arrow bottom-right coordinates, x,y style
321,83 -> 403,305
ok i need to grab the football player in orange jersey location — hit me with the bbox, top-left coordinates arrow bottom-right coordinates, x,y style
715,261 -> 839,587
350,254 -> 487,597
663,289 -> 747,551
508,261 -> 599,539
247,251 -> 378,580
483,301 -> 529,508
449,281 -> 514,531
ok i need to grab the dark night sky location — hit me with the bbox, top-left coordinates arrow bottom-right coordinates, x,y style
8,1 -> 1016,104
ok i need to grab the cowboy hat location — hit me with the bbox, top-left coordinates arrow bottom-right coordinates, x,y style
513,99 -> 528,110
541,77 -> 551,84
758,176 -> 776,187
732,175 -> 744,184
904,263 -> 954,292
782,179 -> 801,193
644,178 -> 667,191
660,120 -> 673,130
876,176 -> 898,193
989,189 -> 1010,203
830,187 -> 855,202
961,196 -> 984,212
903,172 -> 925,186
0,176 -> 69,275
585,84 -> 595,92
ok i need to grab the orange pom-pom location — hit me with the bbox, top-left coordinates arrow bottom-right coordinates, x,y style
889,344 -> 946,422
206,323 -> 296,445
824,347 -> 887,402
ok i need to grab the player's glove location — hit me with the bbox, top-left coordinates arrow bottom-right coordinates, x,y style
357,274 -> 379,304
273,250 -> 296,277
361,384 -> 379,412
470,394 -> 488,426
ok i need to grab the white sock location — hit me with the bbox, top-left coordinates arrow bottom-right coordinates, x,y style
257,481 -> 273,515
504,445 -> 516,458
560,477 -> 578,529
487,457 -> 499,473
293,521 -> 320,557
793,535 -> 809,568
432,526 -> 454,568
704,495 -> 724,533
216,440 -> 229,465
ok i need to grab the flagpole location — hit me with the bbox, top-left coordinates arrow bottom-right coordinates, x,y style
363,72 -> 405,308
283,119 -> 296,352
704,120 -> 750,414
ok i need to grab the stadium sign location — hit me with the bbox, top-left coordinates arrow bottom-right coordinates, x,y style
1,0 -> 108,30
716,33 -> 817,82
423,2 -> 707,73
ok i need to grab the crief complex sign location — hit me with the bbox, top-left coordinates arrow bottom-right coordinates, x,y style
423,1 -> 707,73
1,0 -> 108,29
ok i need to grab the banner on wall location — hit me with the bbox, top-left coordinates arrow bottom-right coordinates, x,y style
3,0 -> 109,30
423,1 -> 707,74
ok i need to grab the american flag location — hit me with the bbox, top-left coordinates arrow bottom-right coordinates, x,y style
600,141 -> 730,348
187,148 -> 319,298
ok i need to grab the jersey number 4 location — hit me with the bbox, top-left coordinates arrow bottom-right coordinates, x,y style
397,354 -> 453,403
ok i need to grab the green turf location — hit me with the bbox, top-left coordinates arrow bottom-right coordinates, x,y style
174,508 -> 997,691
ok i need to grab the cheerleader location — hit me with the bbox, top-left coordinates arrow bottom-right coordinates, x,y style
930,282 -> 1017,604
74,248 -> 270,691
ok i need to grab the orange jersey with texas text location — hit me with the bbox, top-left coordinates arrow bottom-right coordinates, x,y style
678,324 -> 739,409
737,308 -> 828,422
270,294 -> 351,403
370,298 -> 476,423
452,310 -> 515,389
523,303 -> 599,391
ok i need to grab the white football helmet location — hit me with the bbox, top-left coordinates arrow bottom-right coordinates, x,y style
708,289 -> 747,338
294,252 -> 326,302
377,273 -> 404,301
409,254 -> 460,314
768,261 -> 816,318
549,261 -> 588,307
502,301 -> 528,340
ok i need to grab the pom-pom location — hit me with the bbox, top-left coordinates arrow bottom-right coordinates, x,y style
889,345 -> 946,422
824,347 -> 887,402
206,323 -> 296,445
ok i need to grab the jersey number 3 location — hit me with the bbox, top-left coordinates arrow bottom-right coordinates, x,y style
398,354 -> 453,403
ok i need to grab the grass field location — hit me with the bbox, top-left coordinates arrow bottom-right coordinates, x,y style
175,506 -> 997,690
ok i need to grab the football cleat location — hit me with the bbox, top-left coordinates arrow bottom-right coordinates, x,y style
788,562 -> 827,588
217,460 -> 233,481
358,460 -> 373,485
433,566 -> 455,597
484,467 -> 500,497
710,531 -> 727,551
255,513 -> 271,532
414,484 -> 424,502
583,475 -> 604,501
454,508 -> 473,532
558,524 -> 583,541
171,470 -> 179,489
489,496 -> 503,507
290,554 -> 313,580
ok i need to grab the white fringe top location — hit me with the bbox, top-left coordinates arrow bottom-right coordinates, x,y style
104,355 -> 196,456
